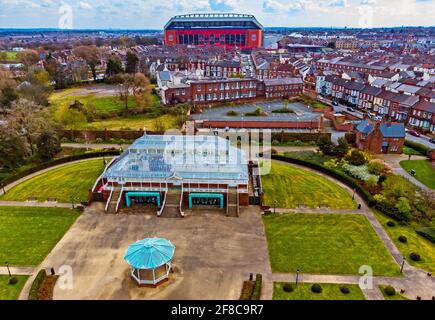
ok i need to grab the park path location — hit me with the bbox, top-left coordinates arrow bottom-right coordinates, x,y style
261,160 -> 435,300
375,154 -> 433,192
0,266 -> 37,276
0,200 -> 74,208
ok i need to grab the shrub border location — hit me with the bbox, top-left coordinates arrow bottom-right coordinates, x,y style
271,155 -> 376,207
251,274 -> 263,300
28,269 -> 47,300
0,150 -> 121,187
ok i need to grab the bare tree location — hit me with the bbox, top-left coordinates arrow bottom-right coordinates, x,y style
73,45 -> 101,81
117,74 -> 134,114
17,49 -> 40,70
132,73 -> 152,111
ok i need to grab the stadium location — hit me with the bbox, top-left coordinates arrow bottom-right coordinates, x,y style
164,13 -> 263,49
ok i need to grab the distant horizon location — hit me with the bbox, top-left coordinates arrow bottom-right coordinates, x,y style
0,25 -> 434,32
0,0 -> 434,29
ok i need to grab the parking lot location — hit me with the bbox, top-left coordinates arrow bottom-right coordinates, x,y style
190,101 -> 321,123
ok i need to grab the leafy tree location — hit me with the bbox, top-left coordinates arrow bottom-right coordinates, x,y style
17,49 -> 39,70
345,149 -> 367,166
18,70 -> 53,106
0,67 -> 17,111
106,58 -> 123,77
73,45 -> 101,81
317,135 -> 335,156
0,125 -> 29,168
125,51 -> 139,74
334,137 -> 349,157
395,197 -> 412,221
36,130 -> 61,160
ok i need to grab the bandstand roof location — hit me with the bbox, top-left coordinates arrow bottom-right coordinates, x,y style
124,238 -> 175,270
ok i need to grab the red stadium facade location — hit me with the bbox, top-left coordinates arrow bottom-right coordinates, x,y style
164,13 -> 263,49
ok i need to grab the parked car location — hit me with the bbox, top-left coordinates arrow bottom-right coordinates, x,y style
430,138 -> 435,145
347,107 -> 355,112
332,101 -> 338,106
408,130 -> 421,137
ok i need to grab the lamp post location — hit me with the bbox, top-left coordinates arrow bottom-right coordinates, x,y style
400,257 -> 406,274
296,269 -> 300,287
5,262 -> 11,277
352,188 -> 356,201
273,200 -> 278,214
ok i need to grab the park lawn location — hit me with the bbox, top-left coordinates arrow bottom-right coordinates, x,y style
0,207 -> 81,266
374,210 -> 435,273
79,113 -> 179,131
50,92 -> 136,117
263,213 -> 400,276
399,160 -> 435,189
403,146 -> 423,156
261,162 -> 356,209
273,282 -> 366,300
0,275 -> 29,300
0,159 -> 105,203
0,51 -> 18,61
378,285 -> 409,300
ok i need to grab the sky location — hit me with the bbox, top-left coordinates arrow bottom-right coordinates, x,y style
0,0 -> 434,29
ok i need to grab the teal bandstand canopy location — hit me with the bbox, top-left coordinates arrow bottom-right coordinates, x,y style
124,238 -> 175,286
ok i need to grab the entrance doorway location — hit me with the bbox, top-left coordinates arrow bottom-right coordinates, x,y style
188,193 -> 224,209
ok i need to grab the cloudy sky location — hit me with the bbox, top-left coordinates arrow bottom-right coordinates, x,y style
0,0 -> 434,29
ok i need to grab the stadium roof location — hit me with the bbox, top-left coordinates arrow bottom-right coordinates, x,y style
164,13 -> 263,30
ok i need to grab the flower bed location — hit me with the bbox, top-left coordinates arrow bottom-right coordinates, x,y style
342,164 -> 379,183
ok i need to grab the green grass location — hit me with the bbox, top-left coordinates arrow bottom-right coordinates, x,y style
80,113 -> 179,131
373,210 -> 435,273
261,162 -> 356,209
379,285 -> 409,300
263,213 -> 400,276
48,85 -> 177,130
399,160 -> 435,189
0,207 -> 81,266
0,51 -> 18,61
403,146 -> 423,156
273,282 -> 366,300
0,275 -> 29,300
0,159 -> 106,203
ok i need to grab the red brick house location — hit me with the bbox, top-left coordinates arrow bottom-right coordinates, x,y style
355,120 -> 405,154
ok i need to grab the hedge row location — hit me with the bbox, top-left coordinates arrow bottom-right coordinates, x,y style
239,281 -> 255,300
272,155 -> 376,207
251,274 -> 263,300
404,140 -> 433,155
28,269 -> 47,300
0,150 -> 121,186
416,227 -> 435,244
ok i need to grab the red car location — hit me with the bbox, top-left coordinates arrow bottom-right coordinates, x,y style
408,130 -> 421,137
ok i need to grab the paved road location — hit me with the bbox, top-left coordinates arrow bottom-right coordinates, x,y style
317,96 -> 364,119
405,133 -> 435,149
